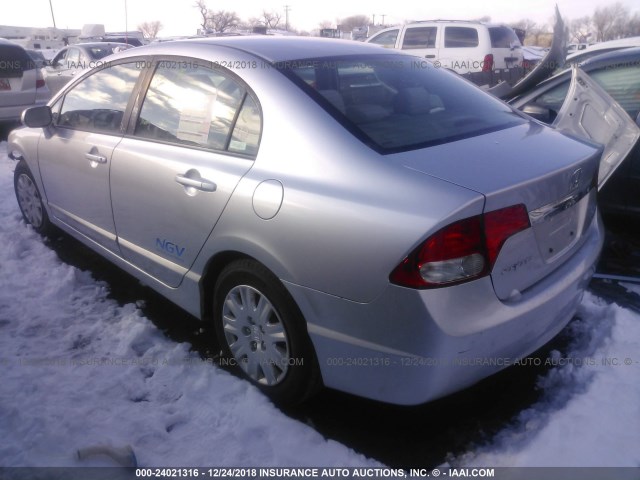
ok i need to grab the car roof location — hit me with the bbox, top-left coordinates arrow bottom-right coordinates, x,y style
519,46 -> 640,94
70,42 -> 130,48
0,38 -> 25,48
579,45 -> 640,68
113,36 -> 390,63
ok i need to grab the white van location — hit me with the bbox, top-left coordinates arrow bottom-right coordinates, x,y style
366,20 -> 523,83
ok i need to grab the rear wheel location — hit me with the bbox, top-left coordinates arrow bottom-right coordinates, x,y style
14,160 -> 51,235
213,259 -> 320,405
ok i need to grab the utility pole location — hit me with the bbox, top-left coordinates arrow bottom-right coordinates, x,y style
49,0 -> 57,29
381,14 -> 386,26
284,5 -> 291,31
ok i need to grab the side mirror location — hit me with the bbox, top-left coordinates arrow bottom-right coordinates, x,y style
522,104 -> 554,123
22,106 -> 53,128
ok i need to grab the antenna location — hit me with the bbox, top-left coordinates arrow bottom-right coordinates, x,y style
49,0 -> 57,29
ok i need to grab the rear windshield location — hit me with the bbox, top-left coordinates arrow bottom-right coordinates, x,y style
0,44 -> 33,78
282,54 -> 525,153
489,27 -> 522,48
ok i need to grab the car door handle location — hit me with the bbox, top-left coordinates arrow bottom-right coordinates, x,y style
425,55 -> 436,58
175,174 -> 217,192
85,152 -> 107,164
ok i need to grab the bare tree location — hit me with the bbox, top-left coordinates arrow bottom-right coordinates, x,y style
510,18 -> 537,34
524,22 -> 551,46
569,16 -> 592,43
621,12 -> 640,37
318,20 -> 333,30
138,21 -> 163,39
209,11 -> 240,33
194,0 -> 209,32
338,15 -> 369,32
260,10 -> 282,29
593,2 -> 629,41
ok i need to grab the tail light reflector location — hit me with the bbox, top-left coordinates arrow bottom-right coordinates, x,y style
482,54 -> 494,72
390,204 -> 530,289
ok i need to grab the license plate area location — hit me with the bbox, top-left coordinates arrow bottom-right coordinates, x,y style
530,188 -> 595,263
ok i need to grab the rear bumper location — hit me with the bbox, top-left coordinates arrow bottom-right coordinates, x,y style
287,211 -> 604,405
464,66 -> 525,87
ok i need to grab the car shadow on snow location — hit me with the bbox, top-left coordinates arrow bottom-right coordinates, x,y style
40,228 -> 586,469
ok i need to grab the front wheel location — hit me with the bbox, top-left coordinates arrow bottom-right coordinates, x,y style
213,259 -> 320,405
14,160 -> 52,235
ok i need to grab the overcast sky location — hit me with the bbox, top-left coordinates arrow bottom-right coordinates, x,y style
3,0 -> 639,36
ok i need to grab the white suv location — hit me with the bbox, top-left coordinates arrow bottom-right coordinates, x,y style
366,20 -> 524,85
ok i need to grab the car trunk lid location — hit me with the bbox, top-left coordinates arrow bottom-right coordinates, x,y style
393,123 -> 601,300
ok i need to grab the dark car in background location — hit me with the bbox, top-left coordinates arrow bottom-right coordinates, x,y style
0,39 -> 50,124
509,47 -> 640,218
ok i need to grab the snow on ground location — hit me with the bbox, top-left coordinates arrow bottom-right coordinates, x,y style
449,292 -> 640,466
1,140 -> 639,468
0,142 -> 379,468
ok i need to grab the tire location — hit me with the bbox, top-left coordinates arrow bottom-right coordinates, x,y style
14,160 -> 52,235
213,259 -> 320,405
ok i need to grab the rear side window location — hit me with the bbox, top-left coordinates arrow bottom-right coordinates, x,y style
65,48 -> 81,67
0,44 -> 32,78
369,29 -> 399,48
135,61 -> 261,155
402,27 -> 437,49
489,27 -> 521,48
285,55 -> 524,153
444,27 -> 479,48
57,62 -> 143,133
588,63 -> 640,120
229,96 -> 261,155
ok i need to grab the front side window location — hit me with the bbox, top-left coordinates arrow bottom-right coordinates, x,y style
135,61 -> 260,154
444,27 -> 479,48
50,49 -> 67,69
402,27 -> 437,49
285,55 -> 524,153
57,62 -> 142,133
369,29 -> 399,48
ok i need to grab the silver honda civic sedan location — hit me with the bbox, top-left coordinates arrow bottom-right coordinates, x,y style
9,37 -> 606,405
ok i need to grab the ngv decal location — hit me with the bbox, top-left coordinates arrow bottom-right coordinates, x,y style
156,238 -> 186,258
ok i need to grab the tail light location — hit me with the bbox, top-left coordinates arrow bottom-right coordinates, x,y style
390,204 -> 530,289
482,54 -> 494,72
35,70 -> 45,89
